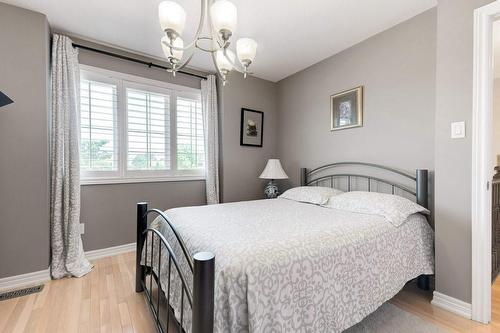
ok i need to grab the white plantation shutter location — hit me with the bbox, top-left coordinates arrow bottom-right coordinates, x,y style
79,67 -> 205,183
177,96 -> 205,170
126,87 -> 170,171
80,79 -> 118,172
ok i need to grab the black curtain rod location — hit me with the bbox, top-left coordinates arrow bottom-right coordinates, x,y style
72,43 -> 208,80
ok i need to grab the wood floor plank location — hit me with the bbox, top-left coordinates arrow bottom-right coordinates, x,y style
90,258 -> 101,333
2,296 -> 29,333
118,302 -> 134,333
106,273 -> 123,333
78,298 -> 91,333
11,294 -> 35,333
0,298 -> 18,332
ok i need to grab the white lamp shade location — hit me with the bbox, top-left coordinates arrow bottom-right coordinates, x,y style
161,36 -> 184,61
259,159 -> 288,179
159,1 -> 186,34
210,0 -> 237,34
216,49 -> 235,72
237,38 -> 257,65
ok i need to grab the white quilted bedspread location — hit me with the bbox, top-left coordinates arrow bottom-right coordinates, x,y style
144,198 -> 434,333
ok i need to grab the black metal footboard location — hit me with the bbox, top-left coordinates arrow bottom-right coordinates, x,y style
135,202 -> 215,333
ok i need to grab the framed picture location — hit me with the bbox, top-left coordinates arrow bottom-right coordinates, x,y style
330,86 -> 363,131
240,108 -> 264,147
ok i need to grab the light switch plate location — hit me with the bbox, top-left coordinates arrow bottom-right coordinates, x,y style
80,223 -> 85,234
451,121 -> 466,139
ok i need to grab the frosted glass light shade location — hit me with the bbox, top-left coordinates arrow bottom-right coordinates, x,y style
161,36 -> 184,61
236,38 -> 257,64
216,49 -> 235,72
259,159 -> 288,179
210,0 -> 237,34
159,1 -> 186,34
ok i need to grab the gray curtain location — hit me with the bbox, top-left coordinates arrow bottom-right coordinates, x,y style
201,75 -> 220,204
50,34 -> 92,279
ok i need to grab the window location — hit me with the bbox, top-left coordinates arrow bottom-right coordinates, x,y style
80,78 -> 118,177
177,96 -> 204,170
80,67 -> 205,184
126,87 -> 170,171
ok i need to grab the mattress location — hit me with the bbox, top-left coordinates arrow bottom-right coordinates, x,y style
143,198 -> 434,333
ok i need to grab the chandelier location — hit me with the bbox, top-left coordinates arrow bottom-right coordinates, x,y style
158,0 -> 258,85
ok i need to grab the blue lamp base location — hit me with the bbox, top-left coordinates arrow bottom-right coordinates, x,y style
264,180 -> 279,199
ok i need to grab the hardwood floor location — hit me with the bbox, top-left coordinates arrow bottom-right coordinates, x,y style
0,251 -> 498,333
0,252 -> 157,333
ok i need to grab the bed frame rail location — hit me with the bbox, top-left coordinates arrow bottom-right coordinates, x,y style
135,202 -> 215,333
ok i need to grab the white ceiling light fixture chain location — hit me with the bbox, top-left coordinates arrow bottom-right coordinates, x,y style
158,0 -> 258,85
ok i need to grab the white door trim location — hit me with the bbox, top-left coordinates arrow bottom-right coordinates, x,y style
472,1 -> 500,324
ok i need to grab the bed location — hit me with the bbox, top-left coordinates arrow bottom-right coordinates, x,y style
135,162 -> 435,333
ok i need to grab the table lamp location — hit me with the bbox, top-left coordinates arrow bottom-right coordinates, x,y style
259,159 -> 288,198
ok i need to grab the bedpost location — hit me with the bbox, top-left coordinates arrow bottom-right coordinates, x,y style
192,252 -> 215,333
415,170 -> 431,291
300,168 -> 307,186
135,202 -> 148,293
416,169 -> 428,209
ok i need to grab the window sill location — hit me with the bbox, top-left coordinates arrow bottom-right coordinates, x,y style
80,176 -> 206,186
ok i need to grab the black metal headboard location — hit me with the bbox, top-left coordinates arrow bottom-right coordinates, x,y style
300,162 -> 428,209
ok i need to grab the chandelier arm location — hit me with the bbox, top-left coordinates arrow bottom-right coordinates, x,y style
194,37 -> 221,53
162,39 -> 197,52
174,51 -> 196,72
210,48 -> 226,80
207,16 -> 226,80
163,36 -> 227,53
222,48 -> 250,74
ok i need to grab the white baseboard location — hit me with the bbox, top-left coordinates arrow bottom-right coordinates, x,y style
85,242 -> 136,261
0,242 -> 136,292
431,291 -> 472,319
0,269 -> 51,292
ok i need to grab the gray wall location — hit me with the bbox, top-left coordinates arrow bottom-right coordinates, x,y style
219,74 -> 279,203
81,182 -> 206,250
75,38 -> 278,250
434,0 -> 493,303
0,3 -> 50,278
277,9 -> 436,194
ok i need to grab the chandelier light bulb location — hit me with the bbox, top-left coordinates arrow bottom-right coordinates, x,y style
161,36 -> 184,63
216,49 -> 235,73
236,38 -> 257,66
210,0 -> 238,37
159,1 -> 186,35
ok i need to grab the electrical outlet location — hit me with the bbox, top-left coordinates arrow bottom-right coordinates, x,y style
80,223 -> 85,235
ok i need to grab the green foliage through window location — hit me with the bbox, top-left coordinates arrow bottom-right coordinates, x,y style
80,139 -> 113,171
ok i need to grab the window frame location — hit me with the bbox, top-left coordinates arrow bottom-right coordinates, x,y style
79,65 -> 205,185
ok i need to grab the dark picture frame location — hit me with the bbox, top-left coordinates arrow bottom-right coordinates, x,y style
240,108 -> 264,147
330,86 -> 363,131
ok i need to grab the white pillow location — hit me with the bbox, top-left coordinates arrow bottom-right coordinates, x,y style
326,191 -> 429,226
279,186 -> 343,205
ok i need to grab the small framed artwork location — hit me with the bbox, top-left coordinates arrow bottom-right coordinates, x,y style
240,108 -> 264,147
330,86 -> 363,131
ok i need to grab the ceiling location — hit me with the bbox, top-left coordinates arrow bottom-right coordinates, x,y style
4,0 -> 437,82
